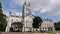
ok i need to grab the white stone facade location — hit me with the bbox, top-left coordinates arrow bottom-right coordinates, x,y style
5,2 -> 55,32
41,19 -> 55,31
5,14 -> 23,32
5,2 -> 34,32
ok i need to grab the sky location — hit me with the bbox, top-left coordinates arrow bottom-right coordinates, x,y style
0,0 -> 60,22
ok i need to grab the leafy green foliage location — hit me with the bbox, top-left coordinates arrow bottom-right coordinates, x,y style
32,16 -> 43,28
0,2 -> 7,32
54,22 -> 60,30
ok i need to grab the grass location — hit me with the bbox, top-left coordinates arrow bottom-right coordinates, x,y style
37,30 -> 60,33
56,30 -> 60,33
1,30 -> 60,34
40,31 -> 53,33
36,30 -> 60,34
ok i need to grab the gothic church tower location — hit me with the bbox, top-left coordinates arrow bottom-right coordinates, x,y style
22,2 -> 34,32
23,2 -> 31,17
5,1 -> 34,32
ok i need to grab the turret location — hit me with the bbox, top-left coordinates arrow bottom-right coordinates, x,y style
9,11 -> 11,15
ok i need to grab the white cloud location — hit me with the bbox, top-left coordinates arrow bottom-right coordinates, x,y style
3,9 -> 22,17
40,6 -> 54,13
10,9 -> 22,16
31,0 -> 60,13
3,10 -> 9,16
31,12 -> 35,15
49,0 -> 60,5
55,11 -> 60,16
12,0 -> 60,17
12,0 -> 53,12
12,0 -> 35,5
13,0 -> 25,5
15,12 -> 22,16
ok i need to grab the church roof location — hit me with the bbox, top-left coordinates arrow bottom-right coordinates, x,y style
10,15 -> 22,18
43,18 -> 53,22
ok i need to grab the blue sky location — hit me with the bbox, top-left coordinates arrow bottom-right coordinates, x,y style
0,0 -> 60,22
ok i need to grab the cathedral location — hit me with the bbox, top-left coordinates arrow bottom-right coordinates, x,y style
5,2 -> 34,32
5,2 -> 55,32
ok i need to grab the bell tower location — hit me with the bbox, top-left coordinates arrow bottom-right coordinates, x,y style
22,1 -> 31,32
22,1 -> 34,32
23,2 -> 31,17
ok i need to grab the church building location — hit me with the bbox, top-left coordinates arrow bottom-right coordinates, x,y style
41,18 -> 55,31
5,2 -> 55,32
5,2 -> 34,32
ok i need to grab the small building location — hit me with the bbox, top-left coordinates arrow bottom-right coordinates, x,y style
41,18 -> 55,31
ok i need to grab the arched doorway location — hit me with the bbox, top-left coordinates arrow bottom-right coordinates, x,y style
10,22 -> 23,32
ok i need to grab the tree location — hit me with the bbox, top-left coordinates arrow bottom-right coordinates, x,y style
0,2 -> 7,32
32,16 -> 43,32
54,22 -> 60,30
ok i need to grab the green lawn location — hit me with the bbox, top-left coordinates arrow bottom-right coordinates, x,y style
56,30 -> 60,33
38,30 -> 60,33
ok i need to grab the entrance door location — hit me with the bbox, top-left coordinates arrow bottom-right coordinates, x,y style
10,22 -> 23,32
